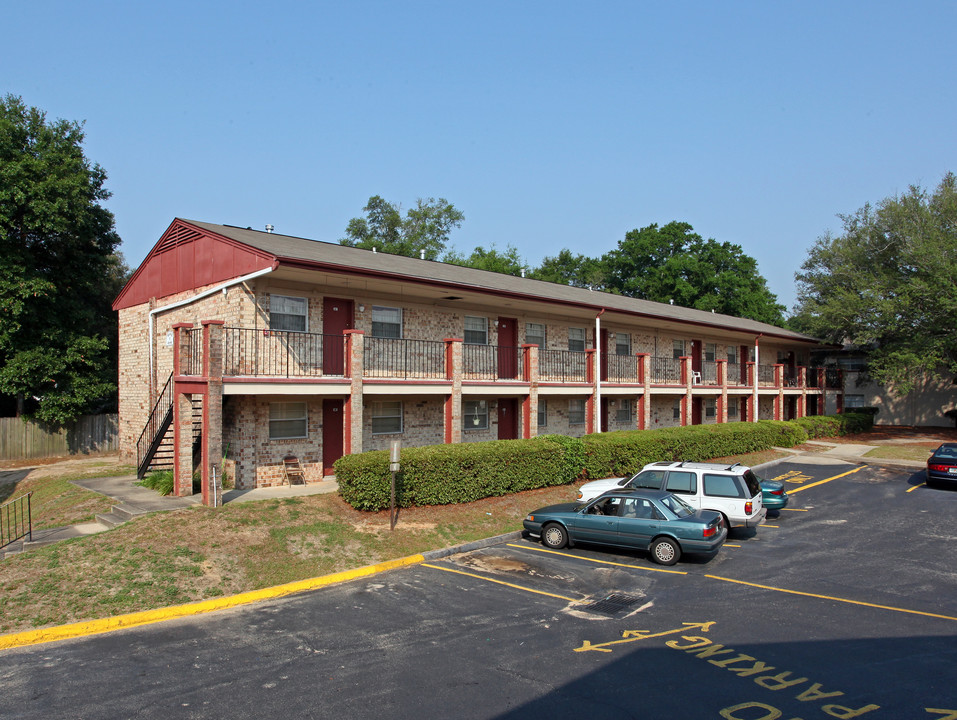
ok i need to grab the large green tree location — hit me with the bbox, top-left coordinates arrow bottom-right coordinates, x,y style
791,173 -> 957,393
339,195 -> 464,260
529,248 -> 608,289
602,221 -> 786,325
443,244 -> 525,275
0,95 -> 127,423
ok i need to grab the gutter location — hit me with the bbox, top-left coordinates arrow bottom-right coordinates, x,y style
148,265 -> 277,384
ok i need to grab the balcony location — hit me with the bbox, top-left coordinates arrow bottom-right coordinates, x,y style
365,337 -> 446,380
463,344 -> 525,381
539,349 -> 589,383
222,327 -> 346,378
650,356 -> 681,384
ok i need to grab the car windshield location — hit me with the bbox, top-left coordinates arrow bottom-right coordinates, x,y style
741,470 -> 762,497
660,493 -> 694,518
629,470 -> 665,489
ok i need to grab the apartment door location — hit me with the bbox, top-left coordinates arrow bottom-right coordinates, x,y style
740,345 -> 749,384
322,399 -> 344,475
322,298 -> 353,375
497,317 -> 518,379
600,328 -> 609,381
740,397 -> 749,422
601,397 -> 609,432
497,398 -> 518,440
692,340 -> 702,375
692,397 -> 702,425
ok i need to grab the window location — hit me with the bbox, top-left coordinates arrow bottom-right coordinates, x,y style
616,399 -> 632,423
844,394 -> 867,408
371,306 -> 402,338
705,343 -> 716,362
665,471 -> 696,495
526,322 -> 545,348
569,398 -> 586,424
371,400 -> 403,434
728,401 -> 739,418
538,398 -> 547,427
615,333 -> 631,356
269,401 -> 307,439
673,339 -> 685,359
463,400 -> 488,430
705,398 -> 716,418
269,295 -> 307,332
568,327 -> 586,352
464,316 -> 488,345
673,399 -> 681,420
703,474 -> 744,498
727,346 -> 738,365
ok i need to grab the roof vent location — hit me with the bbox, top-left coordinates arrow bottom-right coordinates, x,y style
372,247 -> 377,253
265,224 -> 274,233
521,268 -> 526,278
420,250 -> 425,260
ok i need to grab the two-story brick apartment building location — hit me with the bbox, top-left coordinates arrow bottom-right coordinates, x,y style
113,219 -> 839,504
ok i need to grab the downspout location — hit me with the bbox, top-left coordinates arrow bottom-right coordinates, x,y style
753,333 -> 763,422
148,264 -> 277,385
595,308 -> 606,433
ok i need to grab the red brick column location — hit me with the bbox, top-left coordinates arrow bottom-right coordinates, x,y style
716,359 -> 727,423
444,338 -> 463,444
344,330 -> 364,456
201,321 -> 224,507
522,344 -> 539,439
637,353 -> 650,430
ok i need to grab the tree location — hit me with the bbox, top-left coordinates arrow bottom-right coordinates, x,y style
791,173 -> 957,394
529,249 -> 608,289
602,221 -> 786,325
339,195 -> 464,260
443,244 -> 526,275
0,95 -> 127,423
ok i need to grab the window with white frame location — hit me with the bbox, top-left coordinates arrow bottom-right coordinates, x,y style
371,306 -> 402,338
616,333 -> 632,356
371,400 -> 403,434
538,398 -> 547,427
616,398 -> 632,423
727,346 -> 738,365
525,322 -> 545,348
568,327 -> 586,352
464,316 -> 488,345
463,399 -> 489,430
705,398 -> 716,418
673,399 -> 681,420
269,401 -> 307,439
569,398 -> 586,424
269,294 -> 307,332
844,395 -> 867,408
673,339 -> 685,359
705,343 -> 716,362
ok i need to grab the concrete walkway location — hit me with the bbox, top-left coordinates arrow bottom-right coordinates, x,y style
1,475 -> 339,557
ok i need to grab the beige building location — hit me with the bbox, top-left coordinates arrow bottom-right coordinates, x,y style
113,219 -> 839,505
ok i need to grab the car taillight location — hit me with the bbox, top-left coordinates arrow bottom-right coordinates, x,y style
745,501 -> 753,515
929,464 -> 952,472
703,526 -> 716,538
770,489 -> 784,496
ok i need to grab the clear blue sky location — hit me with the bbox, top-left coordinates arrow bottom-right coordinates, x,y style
5,1 -> 955,312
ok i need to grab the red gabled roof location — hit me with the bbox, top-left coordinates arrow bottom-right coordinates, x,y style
112,219 -> 277,310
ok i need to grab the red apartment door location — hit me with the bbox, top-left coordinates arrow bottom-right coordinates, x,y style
322,399 -> 344,475
740,345 -> 749,384
497,317 -> 518,379
692,397 -> 702,425
600,328 -> 609,381
692,340 -> 702,374
497,398 -> 518,440
740,397 -> 749,422
601,397 -> 609,432
322,298 -> 353,375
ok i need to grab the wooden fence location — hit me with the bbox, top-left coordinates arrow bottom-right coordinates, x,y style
0,414 -> 118,461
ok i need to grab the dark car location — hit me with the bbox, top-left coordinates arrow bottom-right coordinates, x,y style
523,489 -> 727,566
927,443 -> 957,487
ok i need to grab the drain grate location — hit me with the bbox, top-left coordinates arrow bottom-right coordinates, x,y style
584,593 -> 644,617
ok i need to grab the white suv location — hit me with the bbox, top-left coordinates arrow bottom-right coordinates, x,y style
577,461 -> 766,528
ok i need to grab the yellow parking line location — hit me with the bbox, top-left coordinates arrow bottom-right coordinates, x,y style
789,466 -> 866,494
906,483 -> 924,493
781,508 -> 808,512
507,543 -> 687,574
706,574 -> 957,623
422,563 -> 580,603
724,544 -> 741,548
762,524 -> 779,528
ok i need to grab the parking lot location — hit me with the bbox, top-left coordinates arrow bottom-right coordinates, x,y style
3,459 -> 957,719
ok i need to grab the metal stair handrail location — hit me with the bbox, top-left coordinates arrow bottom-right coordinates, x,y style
136,372 -> 175,479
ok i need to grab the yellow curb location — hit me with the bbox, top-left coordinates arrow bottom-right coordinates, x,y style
0,554 -> 426,651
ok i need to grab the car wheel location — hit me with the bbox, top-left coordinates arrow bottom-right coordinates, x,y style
650,537 -> 680,566
541,523 -> 568,549
720,513 -> 731,530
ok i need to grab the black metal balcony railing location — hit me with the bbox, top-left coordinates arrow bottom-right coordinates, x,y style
758,365 -> 776,386
702,361 -> 718,385
223,327 -> 346,377
183,328 -> 202,376
462,344 -> 524,381
783,371 -> 798,387
727,363 -> 744,386
825,368 -> 843,389
806,368 -> 822,388
606,354 -> 640,383
365,337 -> 446,380
540,349 -> 588,383
650,356 -> 681,384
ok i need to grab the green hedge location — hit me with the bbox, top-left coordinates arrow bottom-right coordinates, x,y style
334,412 -> 873,511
